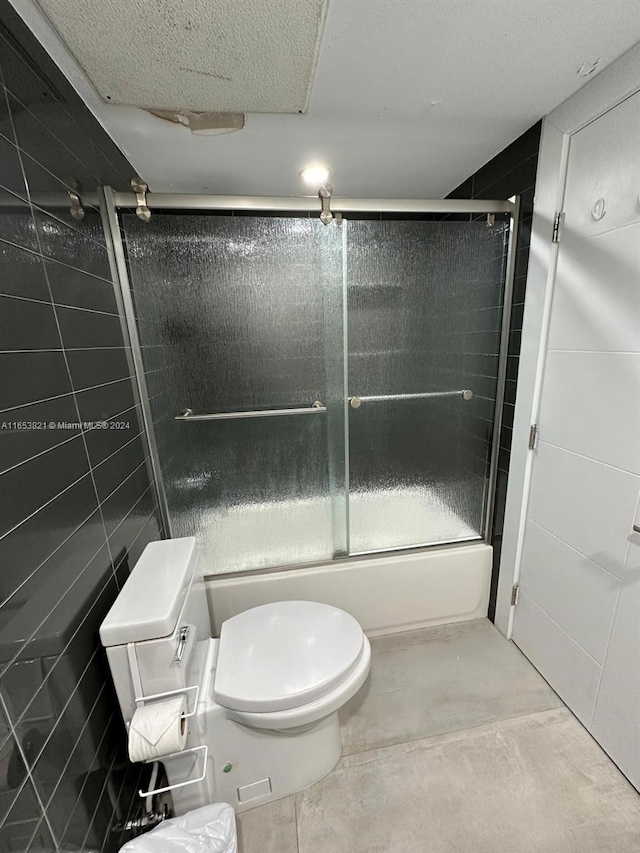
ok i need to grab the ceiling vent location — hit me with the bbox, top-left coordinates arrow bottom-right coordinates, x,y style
35,0 -> 329,114
149,109 -> 245,136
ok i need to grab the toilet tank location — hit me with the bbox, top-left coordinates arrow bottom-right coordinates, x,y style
100,537 -> 212,725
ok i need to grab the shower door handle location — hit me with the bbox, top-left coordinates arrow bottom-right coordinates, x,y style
349,390 -> 473,408
176,401 -> 326,420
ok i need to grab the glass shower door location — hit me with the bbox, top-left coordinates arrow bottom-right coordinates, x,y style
345,218 -> 509,554
121,208 -> 511,569
122,214 -> 346,573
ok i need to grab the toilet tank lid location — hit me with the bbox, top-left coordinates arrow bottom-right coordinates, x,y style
100,538 -> 200,647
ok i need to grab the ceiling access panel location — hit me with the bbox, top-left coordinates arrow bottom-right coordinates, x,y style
35,0 -> 329,114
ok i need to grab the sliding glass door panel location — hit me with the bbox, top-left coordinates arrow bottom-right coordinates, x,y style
346,219 -> 509,553
123,214 -> 346,573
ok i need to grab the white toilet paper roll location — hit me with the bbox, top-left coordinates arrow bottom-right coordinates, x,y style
128,695 -> 188,763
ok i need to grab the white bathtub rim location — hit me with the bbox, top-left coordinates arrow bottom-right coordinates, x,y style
205,542 -> 492,638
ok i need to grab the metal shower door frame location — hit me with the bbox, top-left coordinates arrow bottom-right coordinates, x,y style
483,195 -> 521,542
100,189 -> 519,559
99,186 -> 173,539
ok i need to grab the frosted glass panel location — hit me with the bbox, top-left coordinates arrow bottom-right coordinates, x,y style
122,214 -> 346,573
346,219 -> 509,553
122,211 -> 509,569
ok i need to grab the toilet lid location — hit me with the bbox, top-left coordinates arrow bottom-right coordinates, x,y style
213,601 -> 365,713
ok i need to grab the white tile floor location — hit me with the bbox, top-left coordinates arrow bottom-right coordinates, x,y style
236,619 -> 640,853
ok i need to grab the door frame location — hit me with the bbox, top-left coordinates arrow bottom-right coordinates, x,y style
494,42 -> 640,638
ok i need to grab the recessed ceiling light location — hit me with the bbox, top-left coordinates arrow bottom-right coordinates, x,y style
300,165 -> 331,186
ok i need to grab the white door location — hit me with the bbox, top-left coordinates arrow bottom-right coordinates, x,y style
512,91 -> 640,789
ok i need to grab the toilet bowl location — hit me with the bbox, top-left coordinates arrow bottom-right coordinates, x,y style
100,538 -> 371,816
213,599 -> 371,729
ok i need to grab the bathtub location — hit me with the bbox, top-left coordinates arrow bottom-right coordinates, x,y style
205,542 -> 492,637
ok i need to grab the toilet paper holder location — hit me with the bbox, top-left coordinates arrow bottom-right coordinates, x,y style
131,684 -> 206,798
126,641 -> 200,720
138,744 -> 209,798
133,684 -> 200,719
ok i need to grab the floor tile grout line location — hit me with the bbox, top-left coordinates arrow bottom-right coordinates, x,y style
294,793 -> 300,853
339,704 -> 567,767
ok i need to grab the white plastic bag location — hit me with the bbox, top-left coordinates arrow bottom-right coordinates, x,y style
120,803 -> 237,853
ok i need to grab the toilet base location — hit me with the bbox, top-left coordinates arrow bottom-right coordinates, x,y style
163,642 -> 343,815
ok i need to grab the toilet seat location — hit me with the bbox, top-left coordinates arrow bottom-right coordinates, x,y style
224,634 -> 371,730
213,601 -> 367,714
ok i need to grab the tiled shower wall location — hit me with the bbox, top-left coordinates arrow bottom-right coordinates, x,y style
448,121 -> 542,620
0,3 -> 163,851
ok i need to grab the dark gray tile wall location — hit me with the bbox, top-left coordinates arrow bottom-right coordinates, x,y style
0,4 -> 163,850
448,121 -> 542,620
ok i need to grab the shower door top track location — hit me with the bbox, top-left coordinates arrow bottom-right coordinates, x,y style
30,193 -> 515,215
111,192 -> 514,215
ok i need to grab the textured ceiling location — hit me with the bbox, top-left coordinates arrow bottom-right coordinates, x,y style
35,0 -> 328,112
14,0 -> 640,198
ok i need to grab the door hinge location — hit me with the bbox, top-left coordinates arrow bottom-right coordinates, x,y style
528,423 -> 539,450
552,211 -> 565,243
511,584 -> 520,606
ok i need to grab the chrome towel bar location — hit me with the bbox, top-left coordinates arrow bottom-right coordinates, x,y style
176,401 -> 326,420
349,390 -> 473,408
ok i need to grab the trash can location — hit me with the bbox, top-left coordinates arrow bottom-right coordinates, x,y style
120,804 -> 237,853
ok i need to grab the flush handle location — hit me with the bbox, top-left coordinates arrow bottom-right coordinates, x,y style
174,626 -> 189,663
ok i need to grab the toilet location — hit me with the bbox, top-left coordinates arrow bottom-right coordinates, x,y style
100,537 -> 371,816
